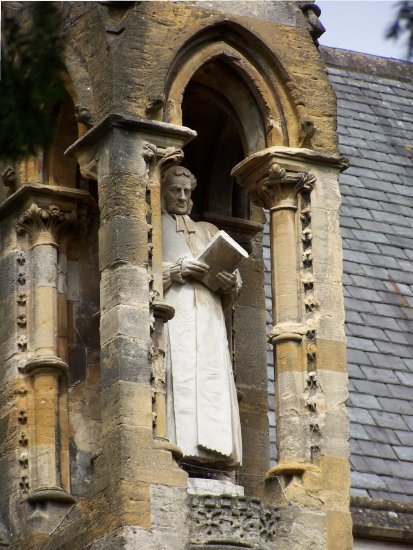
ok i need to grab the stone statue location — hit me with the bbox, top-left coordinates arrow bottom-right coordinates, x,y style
162,166 -> 242,467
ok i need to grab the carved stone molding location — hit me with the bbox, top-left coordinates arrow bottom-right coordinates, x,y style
231,148 -> 316,210
268,322 -> 308,345
65,112 -> 196,180
152,298 -> 175,322
189,495 -> 280,549
20,355 -> 69,377
300,2 -> 326,45
27,486 -> 75,504
16,202 -> 88,247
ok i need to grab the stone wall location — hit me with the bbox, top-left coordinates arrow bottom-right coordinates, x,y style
0,2 -> 351,548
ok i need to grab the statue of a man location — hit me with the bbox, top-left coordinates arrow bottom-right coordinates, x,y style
162,166 -> 242,467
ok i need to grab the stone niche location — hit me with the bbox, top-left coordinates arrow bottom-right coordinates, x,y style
0,2 -> 351,548
170,31 -> 272,501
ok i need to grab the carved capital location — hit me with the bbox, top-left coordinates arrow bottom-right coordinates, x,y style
16,202 -> 88,248
263,163 -> 315,210
231,148 -> 316,210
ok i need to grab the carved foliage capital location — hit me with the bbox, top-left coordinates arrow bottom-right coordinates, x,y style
232,150 -> 316,210
140,143 -> 184,181
16,202 -> 88,247
254,162 -> 316,209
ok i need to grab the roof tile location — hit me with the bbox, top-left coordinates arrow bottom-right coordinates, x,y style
370,410 -> 408,430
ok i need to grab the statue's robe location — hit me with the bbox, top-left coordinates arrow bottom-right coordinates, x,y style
162,212 -> 242,466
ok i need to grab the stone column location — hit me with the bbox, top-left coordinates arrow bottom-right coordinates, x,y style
16,201 -> 87,504
234,150 -> 315,467
232,146 -> 352,549
66,114 -> 194,538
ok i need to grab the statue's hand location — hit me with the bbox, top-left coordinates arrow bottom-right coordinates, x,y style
181,258 -> 209,279
217,271 -> 237,293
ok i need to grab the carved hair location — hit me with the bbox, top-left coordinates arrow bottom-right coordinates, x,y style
162,165 -> 197,190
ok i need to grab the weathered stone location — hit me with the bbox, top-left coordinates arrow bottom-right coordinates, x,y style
100,335 -> 152,388
98,216 -> 149,269
0,1 -> 354,548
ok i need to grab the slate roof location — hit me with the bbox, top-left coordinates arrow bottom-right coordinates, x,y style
266,47 -> 413,503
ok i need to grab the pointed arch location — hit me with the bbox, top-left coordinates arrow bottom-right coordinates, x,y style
164,21 -> 307,151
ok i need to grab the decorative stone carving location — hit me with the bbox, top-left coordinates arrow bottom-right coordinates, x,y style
17,314 -> 27,328
306,371 -> 317,389
299,118 -> 317,148
302,249 -> 313,267
306,343 -> 317,361
74,104 -> 93,128
300,205 -> 311,224
18,410 -> 28,424
299,2 -> 326,45
18,431 -> 28,447
16,203 -> 88,246
17,335 -> 27,352
301,227 -> 313,243
309,422 -> 320,434
1,165 -> 16,188
18,453 -> 28,469
304,294 -> 316,312
19,476 -> 30,493
17,293 -> 26,306
268,321 -> 307,345
306,327 -> 316,341
301,273 -> 314,290
14,197 -> 87,506
16,251 -> 26,265
189,495 -> 280,549
251,164 -> 315,210
17,272 -> 26,285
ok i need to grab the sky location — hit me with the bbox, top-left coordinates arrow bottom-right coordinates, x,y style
317,1 -> 407,60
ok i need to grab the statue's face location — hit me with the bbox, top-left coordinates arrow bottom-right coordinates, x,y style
163,175 -> 192,215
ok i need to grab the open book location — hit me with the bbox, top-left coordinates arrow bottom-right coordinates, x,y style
196,230 -> 249,291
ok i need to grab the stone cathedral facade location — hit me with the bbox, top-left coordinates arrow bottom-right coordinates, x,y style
0,2 -> 353,548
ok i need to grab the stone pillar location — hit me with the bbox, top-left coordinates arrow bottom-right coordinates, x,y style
16,201 -> 87,504
232,146 -> 352,549
66,114 -> 194,541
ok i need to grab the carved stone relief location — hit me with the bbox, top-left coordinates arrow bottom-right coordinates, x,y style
189,495 -> 280,549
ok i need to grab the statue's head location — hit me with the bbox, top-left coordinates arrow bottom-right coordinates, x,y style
161,166 -> 197,215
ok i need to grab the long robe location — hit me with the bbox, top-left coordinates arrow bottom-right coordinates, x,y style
162,212 -> 242,466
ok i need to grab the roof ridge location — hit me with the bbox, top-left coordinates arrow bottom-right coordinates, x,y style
320,45 -> 413,83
